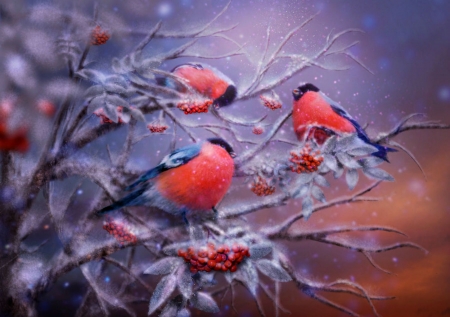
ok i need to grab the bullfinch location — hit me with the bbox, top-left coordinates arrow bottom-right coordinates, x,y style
157,62 -> 237,108
292,83 -> 396,162
97,138 -> 236,224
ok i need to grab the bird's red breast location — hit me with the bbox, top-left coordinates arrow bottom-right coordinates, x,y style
155,142 -> 234,211
173,67 -> 228,100
293,91 -> 356,142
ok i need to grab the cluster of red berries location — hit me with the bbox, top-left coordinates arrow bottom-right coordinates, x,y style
176,99 -> 212,114
252,126 -> 264,135
177,242 -> 250,274
0,99 -> 29,153
289,145 -> 323,173
94,106 -> 125,124
37,99 -> 56,117
103,217 -> 137,245
251,176 -> 275,196
91,25 -> 110,46
147,122 -> 168,133
260,95 -> 282,110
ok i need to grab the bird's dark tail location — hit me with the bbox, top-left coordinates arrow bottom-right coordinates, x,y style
155,77 -> 166,86
96,187 -> 146,216
371,143 -> 398,162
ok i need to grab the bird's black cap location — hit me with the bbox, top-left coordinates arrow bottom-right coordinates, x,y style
214,85 -> 237,108
207,138 -> 236,158
292,83 -> 320,101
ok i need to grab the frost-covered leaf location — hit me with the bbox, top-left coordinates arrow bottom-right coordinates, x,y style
128,107 -> 145,121
359,156 -> 385,168
177,265 -> 193,299
76,69 -> 104,83
292,184 -> 309,199
148,274 -> 177,315
144,257 -> 182,275
311,185 -> 326,203
128,72 -> 150,86
84,85 -> 105,100
105,74 -> 128,88
347,145 -> 378,156
163,242 -> 191,256
293,172 -> 315,186
177,308 -> 190,317
105,83 -> 129,96
88,95 -> 106,113
140,58 -> 161,71
112,57 -> 124,73
314,174 -> 330,188
345,169 -> 359,190
321,135 -> 337,153
323,154 -> 339,172
336,152 -> 361,169
224,271 -> 233,283
188,225 -> 206,241
249,242 -> 272,259
256,259 -> 292,282
317,162 -> 330,174
302,196 -> 314,219
123,55 -> 133,71
160,301 -> 178,317
190,292 -> 219,313
107,94 -> 129,108
333,164 -> 344,179
103,104 -> 119,123
196,272 -> 216,287
239,260 -> 258,296
335,134 -> 360,151
363,167 -> 394,182
81,263 -> 135,316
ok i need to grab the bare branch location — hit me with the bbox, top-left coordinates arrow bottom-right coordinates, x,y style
374,113 -> 450,143
235,110 -> 292,167
267,181 -> 382,237
389,140 -> 426,179
134,21 -> 163,53
103,256 -> 153,293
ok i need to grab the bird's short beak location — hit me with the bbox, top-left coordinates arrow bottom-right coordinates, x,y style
230,152 -> 237,158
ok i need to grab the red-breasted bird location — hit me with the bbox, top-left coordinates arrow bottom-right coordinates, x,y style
157,62 -> 237,108
292,83 -> 396,161
96,138 -> 235,223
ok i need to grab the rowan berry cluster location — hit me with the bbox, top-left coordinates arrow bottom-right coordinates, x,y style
102,218 -> 137,245
176,99 -> 212,114
0,99 -> 28,153
177,242 -> 250,274
289,145 -> 323,173
147,122 -> 168,133
91,25 -> 110,45
94,106 -> 125,124
251,176 -> 275,196
252,126 -> 264,135
260,94 -> 282,110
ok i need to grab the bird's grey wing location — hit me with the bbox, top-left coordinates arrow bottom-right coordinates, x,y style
125,143 -> 202,191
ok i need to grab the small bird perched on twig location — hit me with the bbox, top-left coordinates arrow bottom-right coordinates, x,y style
97,138 -> 236,224
157,62 -> 237,109
292,83 -> 396,162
